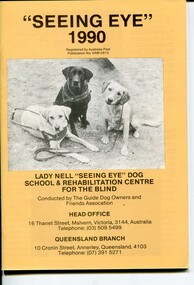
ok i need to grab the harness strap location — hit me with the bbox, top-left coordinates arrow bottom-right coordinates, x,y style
41,127 -> 67,142
33,147 -> 81,162
61,80 -> 91,104
12,107 -> 42,118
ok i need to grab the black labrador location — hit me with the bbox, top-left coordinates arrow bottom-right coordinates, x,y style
54,66 -> 93,136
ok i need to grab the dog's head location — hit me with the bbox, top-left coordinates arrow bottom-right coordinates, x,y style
62,66 -> 93,91
102,80 -> 130,105
43,105 -> 71,133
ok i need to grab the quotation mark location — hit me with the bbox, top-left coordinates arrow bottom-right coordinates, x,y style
23,15 -> 31,21
144,14 -> 152,20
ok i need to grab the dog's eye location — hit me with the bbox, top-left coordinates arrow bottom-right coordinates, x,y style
108,88 -> 112,91
49,116 -> 54,120
59,115 -> 63,119
117,92 -> 121,96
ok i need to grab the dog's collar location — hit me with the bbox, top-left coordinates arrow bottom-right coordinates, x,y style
61,80 -> 91,103
42,126 -> 68,142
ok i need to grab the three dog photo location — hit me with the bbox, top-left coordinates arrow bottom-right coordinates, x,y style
8,58 -> 164,170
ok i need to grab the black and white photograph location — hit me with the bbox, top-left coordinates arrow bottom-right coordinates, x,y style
8,58 -> 164,171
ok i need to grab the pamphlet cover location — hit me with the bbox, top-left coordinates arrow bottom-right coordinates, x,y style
1,0 -> 188,270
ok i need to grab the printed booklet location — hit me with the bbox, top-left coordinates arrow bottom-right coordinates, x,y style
1,0 -> 188,270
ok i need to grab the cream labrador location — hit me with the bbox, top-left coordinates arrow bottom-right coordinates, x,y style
21,105 -> 99,163
101,80 -> 160,156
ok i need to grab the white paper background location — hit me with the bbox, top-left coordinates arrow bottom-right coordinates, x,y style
2,2 -> 194,285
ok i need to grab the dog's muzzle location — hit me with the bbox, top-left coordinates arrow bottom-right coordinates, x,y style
105,98 -> 113,105
72,80 -> 80,88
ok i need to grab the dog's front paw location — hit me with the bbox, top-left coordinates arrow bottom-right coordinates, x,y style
88,144 -> 99,152
72,129 -> 79,137
67,153 -> 90,164
133,130 -> 139,139
121,146 -> 128,156
81,120 -> 90,129
101,136 -> 109,144
77,155 -> 90,164
80,123 -> 87,129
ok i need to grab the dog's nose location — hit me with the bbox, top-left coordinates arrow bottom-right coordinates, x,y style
55,126 -> 60,132
107,98 -> 113,104
73,80 -> 79,87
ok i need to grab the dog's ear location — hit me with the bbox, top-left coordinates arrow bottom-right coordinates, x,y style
61,106 -> 71,120
120,89 -> 130,105
62,67 -> 72,79
102,81 -> 111,93
84,68 -> 93,82
41,108 -> 50,121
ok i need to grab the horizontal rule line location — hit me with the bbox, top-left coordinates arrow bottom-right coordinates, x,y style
3,268 -> 188,275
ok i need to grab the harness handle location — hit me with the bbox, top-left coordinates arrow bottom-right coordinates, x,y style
11,108 -> 41,133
